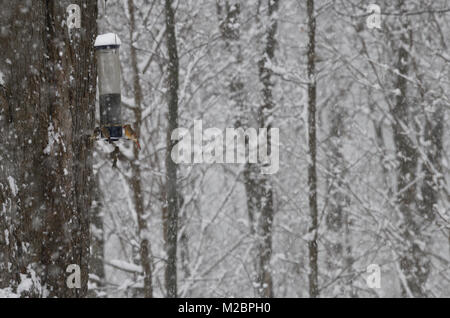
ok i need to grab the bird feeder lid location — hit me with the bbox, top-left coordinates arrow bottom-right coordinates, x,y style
94,33 -> 121,50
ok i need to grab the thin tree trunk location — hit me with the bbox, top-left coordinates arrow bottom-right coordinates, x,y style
389,5 -> 428,297
216,0 -> 260,290
127,0 -> 153,298
178,195 -> 190,280
164,0 -> 180,298
255,0 -> 278,298
419,109 -> 443,222
325,104 -> 355,297
306,0 -> 319,298
130,162 -> 153,298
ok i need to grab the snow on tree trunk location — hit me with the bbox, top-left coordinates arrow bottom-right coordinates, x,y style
306,0 -> 319,299
164,0 -> 180,298
0,1 -> 97,297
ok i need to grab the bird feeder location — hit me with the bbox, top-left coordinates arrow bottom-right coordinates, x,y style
94,33 -> 123,140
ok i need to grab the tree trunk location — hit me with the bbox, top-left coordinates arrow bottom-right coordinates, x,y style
325,104 -> 355,297
306,0 -> 319,298
419,109 -> 443,222
255,0 -> 278,298
216,0 -> 260,292
390,6 -> 428,297
164,0 -> 180,298
0,0 -> 97,297
127,0 -> 153,298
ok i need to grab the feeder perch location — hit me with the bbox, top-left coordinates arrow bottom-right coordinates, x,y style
94,33 -> 123,141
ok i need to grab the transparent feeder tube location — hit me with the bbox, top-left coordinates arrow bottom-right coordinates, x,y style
96,46 -> 122,126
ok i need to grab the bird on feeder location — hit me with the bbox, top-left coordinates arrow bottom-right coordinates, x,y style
123,124 -> 141,150
101,126 -> 111,143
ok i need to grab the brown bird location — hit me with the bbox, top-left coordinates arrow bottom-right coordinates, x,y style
101,126 -> 111,143
123,124 -> 141,150
90,127 -> 101,142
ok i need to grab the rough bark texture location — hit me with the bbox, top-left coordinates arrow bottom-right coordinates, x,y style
254,0 -> 279,298
306,0 -> 319,298
164,0 -> 180,298
325,103 -> 355,297
390,2 -> 429,297
0,0 -> 97,297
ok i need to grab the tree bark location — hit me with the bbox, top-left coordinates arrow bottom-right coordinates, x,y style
254,0 -> 279,298
164,0 -> 180,298
127,0 -> 153,298
389,4 -> 428,297
306,0 -> 319,298
0,0 -> 97,297
325,104 -> 355,297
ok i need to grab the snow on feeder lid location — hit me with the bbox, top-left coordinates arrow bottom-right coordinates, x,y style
95,33 -> 122,140
94,32 -> 122,48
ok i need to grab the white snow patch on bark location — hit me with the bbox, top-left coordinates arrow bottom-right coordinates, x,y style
17,274 -> 33,295
0,288 -> 19,298
43,122 -> 62,155
7,176 -> 18,197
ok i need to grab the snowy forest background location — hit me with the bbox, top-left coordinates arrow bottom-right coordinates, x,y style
0,0 -> 449,298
